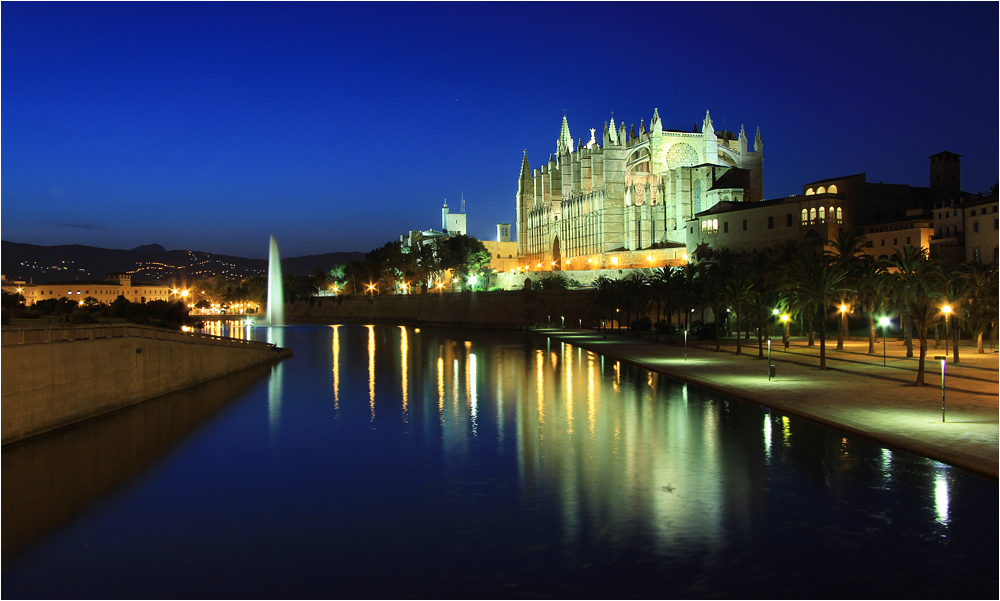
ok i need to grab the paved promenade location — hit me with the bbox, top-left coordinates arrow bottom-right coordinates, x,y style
536,328 -> 999,480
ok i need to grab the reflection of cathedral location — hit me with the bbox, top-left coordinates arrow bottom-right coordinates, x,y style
516,110 -> 763,266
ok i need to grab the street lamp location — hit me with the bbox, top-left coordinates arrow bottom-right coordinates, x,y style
781,314 -> 790,349
935,355 -> 947,422
942,305 -> 952,357
840,304 -> 848,346
879,317 -> 891,366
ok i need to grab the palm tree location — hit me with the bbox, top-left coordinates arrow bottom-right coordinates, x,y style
722,273 -> 753,355
744,250 -> 780,358
853,256 -> 886,355
886,246 -> 944,385
785,250 -> 853,369
828,228 -> 868,350
963,260 -> 999,353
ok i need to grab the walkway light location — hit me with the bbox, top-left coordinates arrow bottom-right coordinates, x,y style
610,256 -> 619,266
780,314 -> 790,349
879,316 -> 891,366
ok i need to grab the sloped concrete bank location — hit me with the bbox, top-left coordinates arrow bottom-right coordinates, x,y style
1,325 -> 291,444
286,289 -> 605,329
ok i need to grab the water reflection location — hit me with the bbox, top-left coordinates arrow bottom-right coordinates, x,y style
266,327 -> 285,440
5,324 -> 993,599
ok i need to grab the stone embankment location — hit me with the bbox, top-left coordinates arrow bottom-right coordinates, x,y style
538,328 -> 999,479
1,324 -> 291,444
285,289 -> 603,328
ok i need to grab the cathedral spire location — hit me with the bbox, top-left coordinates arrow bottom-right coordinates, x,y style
651,108 -> 662,134
639,118 -> 646,136
557,114 -> 573,154
519,149 -> 531,182
609,114 -> 618,145
738,124 -> 748,153
702,110 -> 714,137
755,126 -> 763,153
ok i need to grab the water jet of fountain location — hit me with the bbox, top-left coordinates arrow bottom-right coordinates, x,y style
266,235 -> 285,326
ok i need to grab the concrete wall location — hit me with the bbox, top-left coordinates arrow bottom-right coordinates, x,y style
1,325 -> 290,444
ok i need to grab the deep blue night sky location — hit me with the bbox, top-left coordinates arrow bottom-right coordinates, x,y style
3,2 -> 997,259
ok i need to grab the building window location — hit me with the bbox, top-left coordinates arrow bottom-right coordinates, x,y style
801,209 -> 808,225
881,239 -> 885,247
690,226 -> 693,233
836,207 -> 843,223
893,238 -> 897,245
906,237 -> 911,244
786,213 -> 793,227
809,207 -> 817,223
973,221 -> 979,233
724,221 -> 729,233
819,207 -> 826,222
768,216 -> 774,229
743,219 -> 747,231
994,218 -> 998,230
970,209 -> 976,216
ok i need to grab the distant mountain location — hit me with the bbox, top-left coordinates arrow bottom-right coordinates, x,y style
131,243 -> 167,253
1,241 -> 364,283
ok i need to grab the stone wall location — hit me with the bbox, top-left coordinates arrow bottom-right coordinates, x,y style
1,325 -> 290,444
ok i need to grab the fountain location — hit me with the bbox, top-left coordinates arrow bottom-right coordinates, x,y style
266,235 -> 284,326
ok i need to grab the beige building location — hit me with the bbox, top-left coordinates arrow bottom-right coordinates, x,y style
2,273 -> 174,306
516,109 -> 763,270
963,192 -> 999,264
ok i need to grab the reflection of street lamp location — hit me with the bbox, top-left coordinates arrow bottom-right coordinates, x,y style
879,317 -> 891,366
942,305 -> 952,357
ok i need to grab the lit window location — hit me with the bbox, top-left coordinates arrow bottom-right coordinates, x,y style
810,208 -> 817,223
801,208 -> 808,225
819,207 -> 826,221
828,184 -> 838,194
836,207 -> 843,223
817,186 -> 826,194
805,188 -> 815,195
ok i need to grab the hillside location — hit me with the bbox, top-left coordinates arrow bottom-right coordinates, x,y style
1,241 -> 364,283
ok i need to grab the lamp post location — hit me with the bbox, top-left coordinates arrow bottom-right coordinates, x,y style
879,317 -> 891,367
942,305 -> 952,358
684,329 -> 688,361
839,304 -> 848,349
935,355 -> 947,422
767,339 -> 772,380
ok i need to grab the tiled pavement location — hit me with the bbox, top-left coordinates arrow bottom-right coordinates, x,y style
536,328 -> 999,479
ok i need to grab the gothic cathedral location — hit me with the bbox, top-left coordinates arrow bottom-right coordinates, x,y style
516,109 -> 763,266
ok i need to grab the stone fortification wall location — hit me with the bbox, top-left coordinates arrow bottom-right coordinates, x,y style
494,265 -> 666,290
285,290 -> 603,329
1,325 -> 290,444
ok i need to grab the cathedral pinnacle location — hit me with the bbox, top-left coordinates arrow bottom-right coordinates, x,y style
651,108 -> 662,133
755,126 -> 763,153
557,115 -> 573,154
703,110 -> 714,136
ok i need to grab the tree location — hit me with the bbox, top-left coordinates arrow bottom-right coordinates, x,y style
886,246 -> 944,385
2,290 -> 26,323
963,260 -> 999,353
440,235 -> 491,286
828,228 -> 868,349
853,256 -> 886,355
785,250 -> 853,369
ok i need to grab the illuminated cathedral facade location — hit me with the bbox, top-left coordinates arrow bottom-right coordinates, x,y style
515,109 -> 763,267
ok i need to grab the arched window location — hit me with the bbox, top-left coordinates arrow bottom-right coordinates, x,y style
809,208 -> 817,223
819,207 -> 826,221
805,188 -> 815,195
801,208 -> 808,225
836,207 -> 843,223
828,184 -> 838,194
817,186 -> 826,194
713,219 -> 719,232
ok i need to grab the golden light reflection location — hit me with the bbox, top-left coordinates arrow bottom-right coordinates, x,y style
470,353 -> 478,436
437,355 -> 445,418
332,325 -> 340,413
367,325 -> 375,422
613,361 -> 621,393
565,343 -> 574,435
536,349 -> 545,432
781,415 -> 791,446
399,326 -> 408,421
587,353 -> 596,438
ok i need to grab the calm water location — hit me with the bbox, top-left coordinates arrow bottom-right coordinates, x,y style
2,325 -> 997,599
